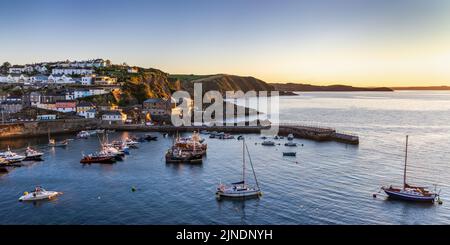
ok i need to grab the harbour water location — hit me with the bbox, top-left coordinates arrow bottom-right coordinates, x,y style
1,91 -> 450,224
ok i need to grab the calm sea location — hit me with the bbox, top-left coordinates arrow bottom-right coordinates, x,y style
1,91 -> 450,224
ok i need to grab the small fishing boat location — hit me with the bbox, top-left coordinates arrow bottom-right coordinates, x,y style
283,152 -> 296,157
77,131 -> 90,139
80,153 -> 116,164
101,146 -> 124,160
19,186 -> 62,202
0,147 -> 26,163
381,136 -> 438,203
287,134 -> 294,141
216,139 -> 261,199
48,139 -> 69,148
222,134 -> 234,139
125,138 -> 139,148
261,140 -> 275,146
131,135 -> 146,142
144,134 -> 158,141
285,142 -> 297,147
24,147 -> 44,161
237,135 -> 244,140
165,148 -> 203,164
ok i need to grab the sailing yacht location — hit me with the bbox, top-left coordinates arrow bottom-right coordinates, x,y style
381,136 -> 438,203
216,139 -> 262,199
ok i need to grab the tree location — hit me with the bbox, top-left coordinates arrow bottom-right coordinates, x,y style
1,62 -> 11,68
1,62 -> 11,73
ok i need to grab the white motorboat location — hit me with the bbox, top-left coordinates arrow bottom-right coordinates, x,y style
24,147 -> 44,161
77,131 -> 90,139
287,134 -> 294,141
19,187 -> 62,201
216,139 -> 262,199
1,147 -> 26,163
125,138 -> 139,148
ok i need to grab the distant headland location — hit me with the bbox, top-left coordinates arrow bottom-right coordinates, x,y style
270,83 -> 393,92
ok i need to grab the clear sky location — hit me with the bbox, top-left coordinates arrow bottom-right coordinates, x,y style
1,0 -> 449,86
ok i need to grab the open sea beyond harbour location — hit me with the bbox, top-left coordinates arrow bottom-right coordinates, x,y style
1,91 -> 450,224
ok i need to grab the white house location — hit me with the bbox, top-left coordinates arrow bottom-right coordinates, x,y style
48,74 -> 75,84
34,65 -> 48,73
52,67 -> 94,76
102,111 -> 127,123
29,75 -> 48,84
81,76 -> 93,85
7,74 -> 29,83
0,75 -> 7,83
72,59 -> 107,68
8,66 -> 26,74
94,76 -> 117,85
86,109 -> 96,119
89,88 -> 108,96
127,67 -> 139,73
24,66 -> 34,73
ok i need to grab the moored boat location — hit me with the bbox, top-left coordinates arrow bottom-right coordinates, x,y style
19,186 -> 62,202
80,153 -> 116,164
287,134 -> 294,141
285,142 -> 297,147
0,147 -> 26,163
261,140 -> 275,146
216,139 -> 261,199
165,148 -> 203,164
381,136 -> 439,203
49,139 -> 69,147
125,138 -> 139,148
24,147 -> 44,161
77,131 -> 90,139
144,134 -> 158,141
283,152 -> 296,157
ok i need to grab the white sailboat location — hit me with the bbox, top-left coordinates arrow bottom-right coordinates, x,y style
216,139 -> 262,199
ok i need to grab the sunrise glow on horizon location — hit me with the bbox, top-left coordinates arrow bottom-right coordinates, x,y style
1,0 -> 450,87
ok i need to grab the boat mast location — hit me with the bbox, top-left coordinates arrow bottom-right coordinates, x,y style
242,138 -> 245,184
403,135 -> 408,189
245,141 -> 260,190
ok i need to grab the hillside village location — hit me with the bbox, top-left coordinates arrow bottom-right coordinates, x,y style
0,59 -> 176,125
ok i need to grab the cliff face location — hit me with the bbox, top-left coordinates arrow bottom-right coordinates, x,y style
80,71 -> 278,107
119,71 -> 181,105
174,74 -> 275,95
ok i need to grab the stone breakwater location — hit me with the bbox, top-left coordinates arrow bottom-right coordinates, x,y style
0,120 -> 359,145
0,119 -> 101,139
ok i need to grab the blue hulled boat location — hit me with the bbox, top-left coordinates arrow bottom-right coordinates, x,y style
381,136 -> 438,203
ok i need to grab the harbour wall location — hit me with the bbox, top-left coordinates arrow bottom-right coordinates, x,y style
0,120 -> 359,145
0,119 -> 101,139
